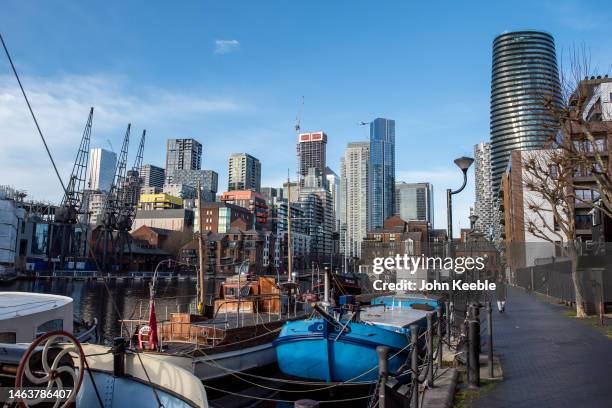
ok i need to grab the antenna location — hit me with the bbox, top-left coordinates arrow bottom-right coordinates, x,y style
294,96 -> 304,133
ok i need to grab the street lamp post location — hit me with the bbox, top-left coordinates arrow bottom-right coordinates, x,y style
447,156 -> 474,310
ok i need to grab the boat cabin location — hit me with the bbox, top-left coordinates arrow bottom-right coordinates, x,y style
0,292 -> 74,343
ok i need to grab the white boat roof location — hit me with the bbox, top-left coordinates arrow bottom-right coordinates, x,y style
0,292 -> 72,320
82,344 -> 208,408
361,305 -> 429,328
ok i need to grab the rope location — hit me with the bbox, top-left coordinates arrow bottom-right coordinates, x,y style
204,383 -> 375,404
82,353 -> 104,408
0,33 -> 163,408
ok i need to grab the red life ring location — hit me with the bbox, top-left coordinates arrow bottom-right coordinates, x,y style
138,325 -> 151,349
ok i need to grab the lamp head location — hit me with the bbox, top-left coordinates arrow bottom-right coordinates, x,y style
469,214 -> 479,228
454,156 -> 474,172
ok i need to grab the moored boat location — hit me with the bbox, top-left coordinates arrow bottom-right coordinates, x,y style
274,297 -> 430,382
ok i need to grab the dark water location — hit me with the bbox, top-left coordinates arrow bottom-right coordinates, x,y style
1,279 -> 198,344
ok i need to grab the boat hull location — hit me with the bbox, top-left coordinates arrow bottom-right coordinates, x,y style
150,342 -> 277,381
274,319 -> 416,382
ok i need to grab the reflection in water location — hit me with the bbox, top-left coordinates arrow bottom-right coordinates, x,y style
1,279 -> 197,344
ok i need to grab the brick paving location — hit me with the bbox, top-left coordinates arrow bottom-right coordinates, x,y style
472,286 -> 612,408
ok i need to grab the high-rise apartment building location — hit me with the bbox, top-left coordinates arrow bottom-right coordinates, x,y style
474,142 -> 495,238
341,142 -> 370,258
369,118 -> 395,229
325,167 -> 341,232
166,139 -> 202,172
166,169 -> 218,202
490,31 -> 561,192
88,148 -> 117,192
140,164 -> 165,189
297,132 -> 327,184
228,153 -> 261,192
395,182 -> 433,224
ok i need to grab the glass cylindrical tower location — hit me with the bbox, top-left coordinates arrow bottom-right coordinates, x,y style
490,31 -> 561,192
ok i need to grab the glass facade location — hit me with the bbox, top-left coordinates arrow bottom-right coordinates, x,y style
490,31 -> 561,192
369,118 -> 395,229
395,182 -> 433,224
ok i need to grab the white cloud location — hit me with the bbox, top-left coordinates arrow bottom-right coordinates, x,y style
214,39 -> 240,55
0,73 -> 245,201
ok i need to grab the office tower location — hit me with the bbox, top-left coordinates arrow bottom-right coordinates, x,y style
282,181 -> 300,203
325,167 -> 341,232
474,142 -> 495,238
140,164 -> 165,189
369,118 -> 395,229
490,31 -> 561,192
260,187 -> 282,203
395,182 -> 434,224
88,148 -> 117,192
297,131 -> 327,184
166,138 -> 202,172
341,142 -> 370,258
228,153 -> 261,192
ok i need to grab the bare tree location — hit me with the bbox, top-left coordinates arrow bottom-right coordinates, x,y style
522,46 -> 610,317
522,149 -> 590,317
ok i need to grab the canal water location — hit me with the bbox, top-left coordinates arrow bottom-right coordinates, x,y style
1,279 -> 198,344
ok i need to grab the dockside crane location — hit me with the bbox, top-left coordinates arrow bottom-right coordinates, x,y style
94,124 -> 130,272
52,107 -> 94,269
115,129 -> 146,267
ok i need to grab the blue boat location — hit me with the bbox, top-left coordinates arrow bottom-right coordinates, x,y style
274,301 -> 430,382
371,293 -> 443,310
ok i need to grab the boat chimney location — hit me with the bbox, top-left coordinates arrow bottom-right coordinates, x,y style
112,337 -> 126,377
323,267 -> 330,305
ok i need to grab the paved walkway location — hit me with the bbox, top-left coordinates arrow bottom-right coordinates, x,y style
473,286 -> 612,408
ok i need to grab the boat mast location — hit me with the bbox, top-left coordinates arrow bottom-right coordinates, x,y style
197,181 -> 206,315
287,170 -> 293,283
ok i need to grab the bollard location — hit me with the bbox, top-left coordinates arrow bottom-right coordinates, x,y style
437,305 -> 443,367
410,324 -> 419,408
377,346 -> 389,407
486,301 -> 494,378
445,301 -> 451,344
294,400 -> 319,408
467,320 -> 480,389
426,313 -> 434,386
112,337 -> 126,377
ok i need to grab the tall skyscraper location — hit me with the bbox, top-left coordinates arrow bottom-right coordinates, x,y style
395,182 -> 434,224
140,164 -> 165,189
325,167 -> 341,232
88,148 -> 117,192
166,139 -> 202,172
297,131 -> 327,184
490,31 -> 561,192
341,142 -> 370,258
369,118 -> 395,229
165,169 -> 218,202
299,168 -> 335,260
228,153 -> 261,192
474,142 -> 495,238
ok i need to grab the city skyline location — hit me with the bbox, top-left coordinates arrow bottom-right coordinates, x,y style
2,1 -> 612,234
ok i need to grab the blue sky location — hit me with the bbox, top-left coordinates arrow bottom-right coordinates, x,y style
1,0 -> 611,234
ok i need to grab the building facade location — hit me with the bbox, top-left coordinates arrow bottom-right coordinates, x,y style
297,131 -> 327,185
341,142 -> 370,258
219,190 -> 269,230
140,164 -> 165,190
490,31 -> 561,193
228,153 -> 261,192
473,142 -> 495,238
165,169 -> 218,202
88,148 -> 117,192
325,167 -> 341,232
165,138 -> 202,172
369,118 -> 395,229
394,182 -> 434,224
196,201 -> 253,234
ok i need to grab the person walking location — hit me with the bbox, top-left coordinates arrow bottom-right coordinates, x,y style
496,272 -> 507,313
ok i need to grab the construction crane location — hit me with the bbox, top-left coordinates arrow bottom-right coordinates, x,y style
52,107 -> 93,269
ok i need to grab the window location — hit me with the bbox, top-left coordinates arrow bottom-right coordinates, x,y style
549,164 -> 559,179
595,138 -> 606,152
0,332 -> 16,343
36,319 -> 63,337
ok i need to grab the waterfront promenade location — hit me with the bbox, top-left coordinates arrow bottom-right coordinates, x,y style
473,286 -> 612,408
